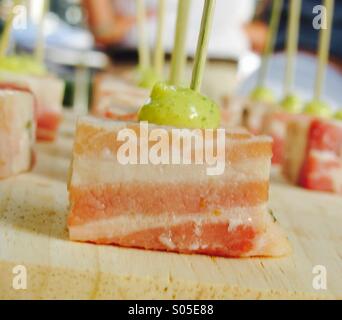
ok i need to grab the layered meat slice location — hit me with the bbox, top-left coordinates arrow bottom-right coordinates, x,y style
220,96 -> 246,128
283,117 -> 342,194
241,100 -> 277,135
263,112 -> 306,165
220,97 -> 276,135
0,72 -> 65,141
0,88 -> 35,179
92,73 -> 149,121
68,117 -> 291,257
219,97 -> 293,164
282,116 -> 311,184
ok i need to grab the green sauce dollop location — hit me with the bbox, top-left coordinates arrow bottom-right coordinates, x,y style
334,110 -> 342,121
0,56 -> 47,76
303,100 -> 333,118
280,94 -> 303,113
250,86 -> 275,104
138,82 -> 221,129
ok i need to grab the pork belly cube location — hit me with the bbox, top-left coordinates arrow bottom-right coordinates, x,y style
92,73 -> 149,121
220,96 -> 246,127
300,119 -> 342,194
68,116 -> 291,258
263,112 -> 306,165
242,100 -> 277,135
0,72 -> 65,141
301,151 -> 342,194
28,76 -> 64,141
220,96 -> 278,134
0,89 -> 35,179
283,117 -> 342,194
282,116 -> 311,184
220,97 -> 293,164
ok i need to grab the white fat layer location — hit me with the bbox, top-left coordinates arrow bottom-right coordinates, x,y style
159,233 -> 177,250
311,150 -> 339,160
228,215 -> 253,232
70,157 -> 271,185
268,118 -> 287,138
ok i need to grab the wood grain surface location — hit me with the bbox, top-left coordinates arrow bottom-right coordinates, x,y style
0,112 -> 341,300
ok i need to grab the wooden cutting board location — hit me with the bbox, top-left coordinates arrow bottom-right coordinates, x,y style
0,113 -> 341,300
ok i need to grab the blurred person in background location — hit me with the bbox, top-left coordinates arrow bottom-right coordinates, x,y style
82,0 -> 137,46
82,0 -> 256,60
246,0 -> 342,68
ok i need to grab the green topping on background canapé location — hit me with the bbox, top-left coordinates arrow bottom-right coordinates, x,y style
280,94 -> 302,113
334,110 -> 342,121
137,68 -> 161,89
303,100 -> 333,118
250,86 -> 276,104
138,82 -> 220,129
0,55 -> 47,76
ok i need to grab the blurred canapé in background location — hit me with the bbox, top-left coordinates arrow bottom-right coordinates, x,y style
0,0 -> 341,109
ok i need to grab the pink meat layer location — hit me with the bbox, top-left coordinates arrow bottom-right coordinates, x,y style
36,111 -> 62,142
72,221 -> 257,257
68,181 -> 269,226
69,210 -> 290,258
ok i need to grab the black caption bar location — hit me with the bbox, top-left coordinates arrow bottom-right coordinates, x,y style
0,300 -> 335,319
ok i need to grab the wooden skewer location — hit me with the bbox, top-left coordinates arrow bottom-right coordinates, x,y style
34,0 -> 50,64
154,0 -> 166,77
257,0 -> 284,87
169,0 -> 191,86
0,0 -> 22,57
284,0 -> 302,96
137,0 -> 151,70
314,0 -> 334,101
190,0 -> 216,92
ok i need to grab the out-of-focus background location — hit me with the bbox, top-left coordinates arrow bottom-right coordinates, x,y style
0,0 -> 341,110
